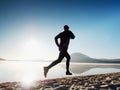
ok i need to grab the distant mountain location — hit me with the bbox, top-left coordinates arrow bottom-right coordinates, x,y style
70,53 -> 120,63
0,58 -> 5,60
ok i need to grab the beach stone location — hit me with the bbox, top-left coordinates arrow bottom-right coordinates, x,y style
54,85 -> 67,90
87,86 -> 97,90
117,87 -> 120,90
109,84 -> 117,90
100,84 -> 109,89
110,80 -> 118,85
106,77 -> 112,81
53,83 -> 61,86
44,88 -> 54,90
102,81 -> 107,85
69,84 -> 76,90
14,88 -> 22,90
84,82 -> 89,86
5,86 -> 15,90
0,84 -> 7,88
0,89 -> 4,90
85,87 -> 97,90
38,87 -> 54,90
101,84 -> 109,87
69,84 -> 81,90
31,83 -> 43,89
80,86 -> 86,90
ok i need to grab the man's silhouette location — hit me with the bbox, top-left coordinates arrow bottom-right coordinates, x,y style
44,25 -> 75,77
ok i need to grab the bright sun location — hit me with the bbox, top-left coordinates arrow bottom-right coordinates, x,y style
22,38 -> 43,59
25,38 -> 38,49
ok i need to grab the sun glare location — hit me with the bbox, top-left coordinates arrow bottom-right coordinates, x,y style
22,38 -> 44,59
20,63 -> 41,88
21,73 -> 36,88
25,38 -> 39,50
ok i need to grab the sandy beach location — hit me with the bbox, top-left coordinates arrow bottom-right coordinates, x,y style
0,72 -> 120,90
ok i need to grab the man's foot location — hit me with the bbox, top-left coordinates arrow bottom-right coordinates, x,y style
66,71 -> 72,75
44,67 -> 48,78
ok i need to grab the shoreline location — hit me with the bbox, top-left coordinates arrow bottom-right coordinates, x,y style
0,72 -> 120,90
1,60 -> 120,65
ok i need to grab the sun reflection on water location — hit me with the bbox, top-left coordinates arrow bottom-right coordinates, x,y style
21,72 -> 37,88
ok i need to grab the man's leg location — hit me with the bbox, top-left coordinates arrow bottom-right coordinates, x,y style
44,52 -> 65,77
65,52 -> 72,75
48,52 -> 65,69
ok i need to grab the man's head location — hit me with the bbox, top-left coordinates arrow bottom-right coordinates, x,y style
64,25 -> 69,31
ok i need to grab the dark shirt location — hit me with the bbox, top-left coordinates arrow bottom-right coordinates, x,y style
55,30 -> 75,51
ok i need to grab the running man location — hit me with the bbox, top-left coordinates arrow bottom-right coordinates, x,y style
44,25 -> 75,77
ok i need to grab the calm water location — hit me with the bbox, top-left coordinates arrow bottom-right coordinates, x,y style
0,61 -> 120,83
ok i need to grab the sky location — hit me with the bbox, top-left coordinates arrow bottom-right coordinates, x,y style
0,0 -> 120,60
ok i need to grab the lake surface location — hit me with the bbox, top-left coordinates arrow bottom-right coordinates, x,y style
0,61 -> 120,83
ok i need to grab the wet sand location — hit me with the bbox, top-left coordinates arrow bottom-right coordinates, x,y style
0,72 -> 120,90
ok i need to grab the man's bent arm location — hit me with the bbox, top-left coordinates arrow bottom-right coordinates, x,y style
70,31 -> 75,39
54,35 -> 60,47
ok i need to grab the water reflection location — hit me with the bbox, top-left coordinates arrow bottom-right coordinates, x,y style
0,61 -> 120,83
59,63 -> 120,74
0,61 -> 65,82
